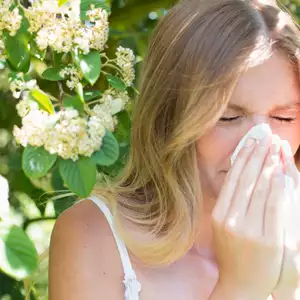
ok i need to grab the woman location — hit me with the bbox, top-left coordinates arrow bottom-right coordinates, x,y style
48,0 -> 300,299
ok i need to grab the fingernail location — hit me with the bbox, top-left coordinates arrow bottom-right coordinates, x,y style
282,140 -> 293,158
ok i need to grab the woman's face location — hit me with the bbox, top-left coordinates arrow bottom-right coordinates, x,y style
196,51 -> 300,202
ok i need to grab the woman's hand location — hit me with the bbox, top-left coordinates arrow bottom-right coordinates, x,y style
272,141 -> 300,300
210,132 -> 285,300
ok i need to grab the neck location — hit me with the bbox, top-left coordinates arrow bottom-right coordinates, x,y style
189,195 -> 217,262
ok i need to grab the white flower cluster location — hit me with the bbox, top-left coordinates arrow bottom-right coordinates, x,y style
0,0 -> 22,60
101,89 -> 130,115
0,0 -> 22,36
10,78 -> 38,98
25,0 -> 109,54
13,97 -> 119,161
74,5 -> 109,54
116,46 -> 135,86
59,65 -> 83,90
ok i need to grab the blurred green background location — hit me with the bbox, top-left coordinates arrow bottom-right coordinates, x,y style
0,0 -> 299,299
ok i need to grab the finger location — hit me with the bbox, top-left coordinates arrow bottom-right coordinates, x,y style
246,140 -> 281,235
281,141 -> 300,248
264,164 -> 285,245
212,137 -> 256,223
226,133 -> 272,223
281,140 -> 299,187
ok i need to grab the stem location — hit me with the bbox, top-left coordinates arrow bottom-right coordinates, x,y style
102,62 -> 123,73
16,0 -> 23,9
58,81 -> 64,105
131,85 -> 140,94
87,99 -> 102,106
100,53 -> 110,61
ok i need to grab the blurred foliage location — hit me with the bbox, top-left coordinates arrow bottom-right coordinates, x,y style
0,0 -> 299,299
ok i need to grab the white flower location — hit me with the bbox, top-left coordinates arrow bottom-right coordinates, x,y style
29,1 -> 108,54
101,89 -> 130,115
16,98 -> 38,117
73,29 -> 91,54
116,46 -> 136,86
26,80 -> 38,90
36,18 -> 76,53
86,7 -> 109,52
0,5 -> 22,36
13,109 -> 50,147
116,46 -> 135,68
92,103 -> 117,131
14,89 -> 123,161
10,79 -> 38,99
60,66 -> 83,90
29,0 -> 80,18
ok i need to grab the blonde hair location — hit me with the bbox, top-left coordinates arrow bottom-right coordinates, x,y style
97,0 -> 300,266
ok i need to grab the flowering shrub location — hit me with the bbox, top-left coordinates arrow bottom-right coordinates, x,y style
1,0 -> 135,199
0,0 -> 136,284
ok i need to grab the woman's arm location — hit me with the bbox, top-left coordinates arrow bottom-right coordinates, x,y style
48,200 -> 124,300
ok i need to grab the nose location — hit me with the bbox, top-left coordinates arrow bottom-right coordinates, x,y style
247,115 -> 270,132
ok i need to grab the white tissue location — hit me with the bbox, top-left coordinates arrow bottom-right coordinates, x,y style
230,123 -> 295,191
230,123 -> 272,165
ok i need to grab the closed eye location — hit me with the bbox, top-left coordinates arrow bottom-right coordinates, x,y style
219,116 -> 241,122
272,116 -> 296,123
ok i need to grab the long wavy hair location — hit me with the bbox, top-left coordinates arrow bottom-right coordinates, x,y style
96,0 -> 300,266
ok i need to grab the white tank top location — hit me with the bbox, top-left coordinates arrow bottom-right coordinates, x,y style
83,195 -> 142,300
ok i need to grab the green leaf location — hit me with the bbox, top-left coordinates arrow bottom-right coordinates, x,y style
8,72 -> 31,83
3,14 -> 31,72
80,0 -> 111,21
75,82 -> 84,102
59,157 -> 97,197
29,39 -> 46,60
114,110 -> 131,143
42,67 -> 65,81
98,142 -> 129,177
92,130 -> 119,166
8,71 -> 21,82
53,51 -> 64,67
0,224 -> 38,280
22,146 -> 57,179
16,11 -> 30,38
73,50 -> 101,85
106,74 -> 127,91
83,90 -> 101,101
29,89 -> 55,114
58,0 -> 68,6
63,95 -> 84,112
3,31 -> 30,72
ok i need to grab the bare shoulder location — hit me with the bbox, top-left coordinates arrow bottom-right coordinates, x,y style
48,199 -> 124,300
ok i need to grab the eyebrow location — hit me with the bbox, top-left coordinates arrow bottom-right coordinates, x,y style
227,103 -> 300,113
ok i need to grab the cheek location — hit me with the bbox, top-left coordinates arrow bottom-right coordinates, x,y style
197,126 -> 240,166
271,121 -> 300,155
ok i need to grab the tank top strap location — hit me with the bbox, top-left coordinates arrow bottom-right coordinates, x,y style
83,195 -> 141,300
